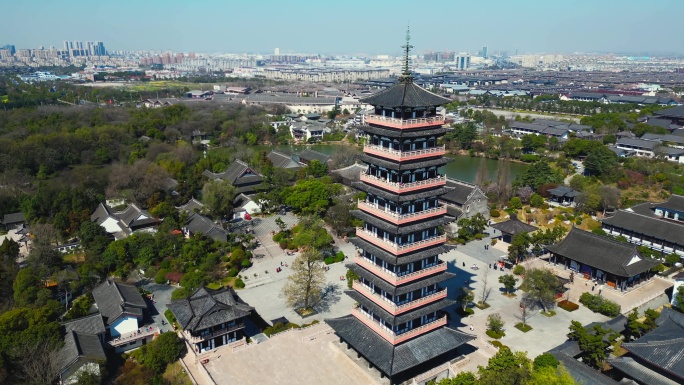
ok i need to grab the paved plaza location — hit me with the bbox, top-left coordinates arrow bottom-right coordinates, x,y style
237,214 -> 359,325
177,219 -> 676,384
201,324 -> 381,385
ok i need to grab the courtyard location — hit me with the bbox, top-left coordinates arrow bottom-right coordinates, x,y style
178,220 -> 674,385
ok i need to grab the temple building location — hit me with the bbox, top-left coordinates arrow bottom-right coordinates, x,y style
326,30 -> 474,384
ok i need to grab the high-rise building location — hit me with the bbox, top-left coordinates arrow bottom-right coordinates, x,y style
482,46 -> 488,59
327,30 -> 474,384
455,53 -> 471,70
1,44 -> 16,55
274,47 -> 280,56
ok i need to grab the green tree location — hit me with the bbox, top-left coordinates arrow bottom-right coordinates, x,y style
642,308 -> 660,333
304,160 -> 328,178
282,250 -> 326,310
477,347 -> 532,385
293,216 -> 333,251
201,179 -> 236,219
487,313 -> 505,334
457,213 -> 488,242
447,123 -> 478,150
146,332 -> 184,373
626,308 -> 644,340
533,353 -> 559,371
519,268 -> 558,312
435,371 -> 477,385
508,197 -> 523,210
675,285 -> 684,312
530,193 -> 544,208
499,274 -> 518,294
514,161 -> 563,191
528,365 -> 575,385
508,232 -> 531,263
585,146 -> 619,179
457,287 -> 475,311
284,178 -> 337,216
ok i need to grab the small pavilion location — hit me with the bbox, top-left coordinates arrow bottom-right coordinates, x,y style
490,214 -> 538,243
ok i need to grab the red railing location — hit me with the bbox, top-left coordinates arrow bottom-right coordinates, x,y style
352,281 -> 447,315
360,174 -> 447,193
351,306 -> 447,345
354,256 -> 448,285
363,144 -> 446,161
357,201 -> 446,225
365,114 -> 446,129
355,228 -> 446,254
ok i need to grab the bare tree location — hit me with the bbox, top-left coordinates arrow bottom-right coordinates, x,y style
479,269 -> 493,305
495,158 -> 512,203
106,160 -> 170,207
516,186 -> 534,204
328,146 -> 360,170
28,223 -> 62,271
282,250 -> 327,310
516,293 -> 534,328
599,185 -> 621,214
14,340 -> 60,385
474,157 -> 489,188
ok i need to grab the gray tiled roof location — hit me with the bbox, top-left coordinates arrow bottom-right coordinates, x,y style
352,182 -> 448,203
92,280 -> 147,325
551,352 -> 620,385
348,263 -> 456,296
62,313 -> 106,336
56,331 -> 106,374
176,198 -> 204,214
202,160 -> 263,186
326,315 -> 474,376
184,213 -> 228,243
297,149 -> 331,164
490,216 -> 538,236
352,210 -> 453,235
628,202 -> 657,217
360,154 -> 450,171
2,212 -> 25,224
617,137 -> 659,150
167,287 -> 253,332
655,105 -> 684,119
620,308 -> 684,382
546,227 -> 659,278
442,179 -> 477,205
349,236 -> 452,265
267,151 -> 303,169
602,210 -> 684,246
548,186 -> 580,198
608,357 -> 680,385
331,163 -> 367,184
360,81 -> 450,109
653,194 -> 684,213
360,125 -> 448,139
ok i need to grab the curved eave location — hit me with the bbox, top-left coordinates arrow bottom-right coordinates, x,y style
349,237 -> 453,265
361,125 -> 448,139
360,154 -> 451,171
347,264 -> 456,296
347,290 -> 456,326
352,210 -> 454,235
352,182 -> 449,202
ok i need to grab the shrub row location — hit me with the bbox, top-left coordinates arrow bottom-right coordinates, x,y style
324,252 -> 345,265
579,292 -> 621,317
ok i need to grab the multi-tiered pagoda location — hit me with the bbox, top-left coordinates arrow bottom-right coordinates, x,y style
327,31 -> 474,384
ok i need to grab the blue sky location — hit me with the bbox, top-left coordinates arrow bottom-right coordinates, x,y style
3,0 -> 682,55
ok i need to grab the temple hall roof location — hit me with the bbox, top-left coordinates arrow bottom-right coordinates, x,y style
360,81 -> 450,109
326,315 -> 474,377
490,214 -> 538,236
545,227 -> 659,278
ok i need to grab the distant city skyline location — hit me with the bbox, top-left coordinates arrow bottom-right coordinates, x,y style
3,0 -> 683,56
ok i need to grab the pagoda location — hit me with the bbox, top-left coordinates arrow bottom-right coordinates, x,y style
327,30 -> 474,384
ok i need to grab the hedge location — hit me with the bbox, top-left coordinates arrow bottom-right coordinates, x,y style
324,252 -> 345,265
579,293 -> 621,317
490,209 -> 500,218
234,278 -> 245,289
228,268 -> 239,277
486,330 -> 505,339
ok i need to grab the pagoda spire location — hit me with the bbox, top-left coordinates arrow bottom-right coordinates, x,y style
400,25 -> 413,83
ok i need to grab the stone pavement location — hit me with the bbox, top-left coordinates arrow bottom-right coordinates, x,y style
524,258 -> 674,313
237,215 -> 358,326
201,323 -> 381,385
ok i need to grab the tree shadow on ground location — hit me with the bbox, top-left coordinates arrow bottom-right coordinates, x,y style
315,283 -> 342,314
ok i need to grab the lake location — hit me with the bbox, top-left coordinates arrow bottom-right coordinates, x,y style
257,144 -> 528,183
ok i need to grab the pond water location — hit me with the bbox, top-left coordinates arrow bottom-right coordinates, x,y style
253,144 -> 528,183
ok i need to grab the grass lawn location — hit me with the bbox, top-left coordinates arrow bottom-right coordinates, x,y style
63,252 -> 85,263
540,310 -> 557,317
514,322 -> 533,332
475,302 -> 491,310
162,361 -> 193,385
